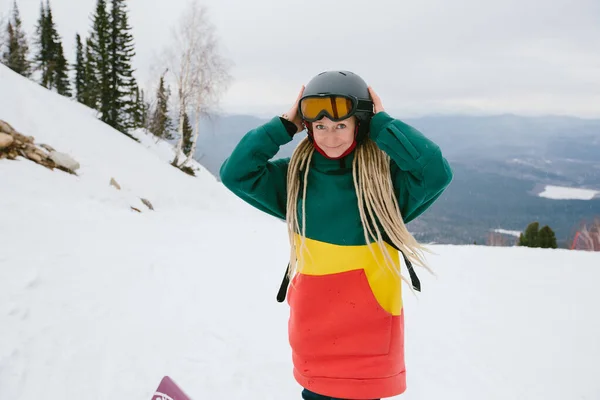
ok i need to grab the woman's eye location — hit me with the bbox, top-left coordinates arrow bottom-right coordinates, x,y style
316,124 -> 325,130
337,124 -> 347,129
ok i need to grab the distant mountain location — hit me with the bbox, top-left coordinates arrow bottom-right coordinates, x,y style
193,113 -> 600,246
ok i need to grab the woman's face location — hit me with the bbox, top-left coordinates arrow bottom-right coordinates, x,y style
311,116 -> 356,158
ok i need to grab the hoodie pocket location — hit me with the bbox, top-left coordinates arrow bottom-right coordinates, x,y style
288,269 -> 393,358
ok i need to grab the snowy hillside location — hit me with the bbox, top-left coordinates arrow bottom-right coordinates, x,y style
1,64 -> 600,400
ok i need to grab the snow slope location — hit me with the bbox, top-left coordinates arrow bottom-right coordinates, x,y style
2,65 -> 600,400
538,185 -> 600,200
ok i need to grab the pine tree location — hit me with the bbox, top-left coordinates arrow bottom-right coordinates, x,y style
2,1 -> 31,77
149,74 -> 173,139
47,3 -> 70,96
53,40 -> 70,96
82,0 -> 139,136
107,0 -> 136,133
74,34 -> 85,102
46,3 -> 59,84
182,112 -> 193,156
538,226 -> 558,249
129,85 -> 148,130
2,22 -> 14,65
519,222 -> 540,247
89,0 -> 111,120
126,78 -> 144,129
141,89 -> 150,129
34,1 -> 53,88
33,1 -> 70,96
82,37 -> 99,109
518,232 -> 526,247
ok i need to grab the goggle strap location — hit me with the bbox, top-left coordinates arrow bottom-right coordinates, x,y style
356,99 -> 373,113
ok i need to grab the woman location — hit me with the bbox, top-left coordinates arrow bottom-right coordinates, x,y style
220,71 -> 453,400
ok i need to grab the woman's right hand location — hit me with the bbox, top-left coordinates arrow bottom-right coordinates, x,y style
282,86 -> 305,134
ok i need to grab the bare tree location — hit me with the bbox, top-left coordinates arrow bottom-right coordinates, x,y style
486,232 -> 511,247
571,217 -> 600,251
163,0 -> 232,169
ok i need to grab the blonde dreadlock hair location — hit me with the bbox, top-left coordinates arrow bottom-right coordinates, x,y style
286,136 -> 433,288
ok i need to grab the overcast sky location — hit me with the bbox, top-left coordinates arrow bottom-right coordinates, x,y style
3,0 -> 599,118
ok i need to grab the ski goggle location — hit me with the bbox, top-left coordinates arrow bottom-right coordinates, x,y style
299,95 -> 373,122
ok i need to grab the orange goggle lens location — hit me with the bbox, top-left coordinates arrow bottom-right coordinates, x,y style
300,96 -> 355,122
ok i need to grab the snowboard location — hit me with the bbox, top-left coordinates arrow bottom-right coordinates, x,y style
152,376 -> 192,400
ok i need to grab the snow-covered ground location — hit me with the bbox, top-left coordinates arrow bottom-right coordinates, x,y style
2,65 -> 600,400
538,184 -> 600,200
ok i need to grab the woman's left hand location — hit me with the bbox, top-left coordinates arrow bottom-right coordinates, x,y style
368,86 -> 385,114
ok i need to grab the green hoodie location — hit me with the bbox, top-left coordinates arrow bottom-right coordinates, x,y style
220,111 -> 453,399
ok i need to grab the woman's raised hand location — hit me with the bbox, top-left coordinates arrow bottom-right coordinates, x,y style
368,86 -> 385,114
282,86 -> 305,134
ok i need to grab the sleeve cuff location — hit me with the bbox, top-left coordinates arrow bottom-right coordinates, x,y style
263,116 -> 296,146
279,117 -> 298,137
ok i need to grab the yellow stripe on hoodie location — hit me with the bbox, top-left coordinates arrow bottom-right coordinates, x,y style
294,234 -> 403,316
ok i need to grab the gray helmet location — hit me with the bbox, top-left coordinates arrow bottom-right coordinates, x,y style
299,70 -> 374,142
